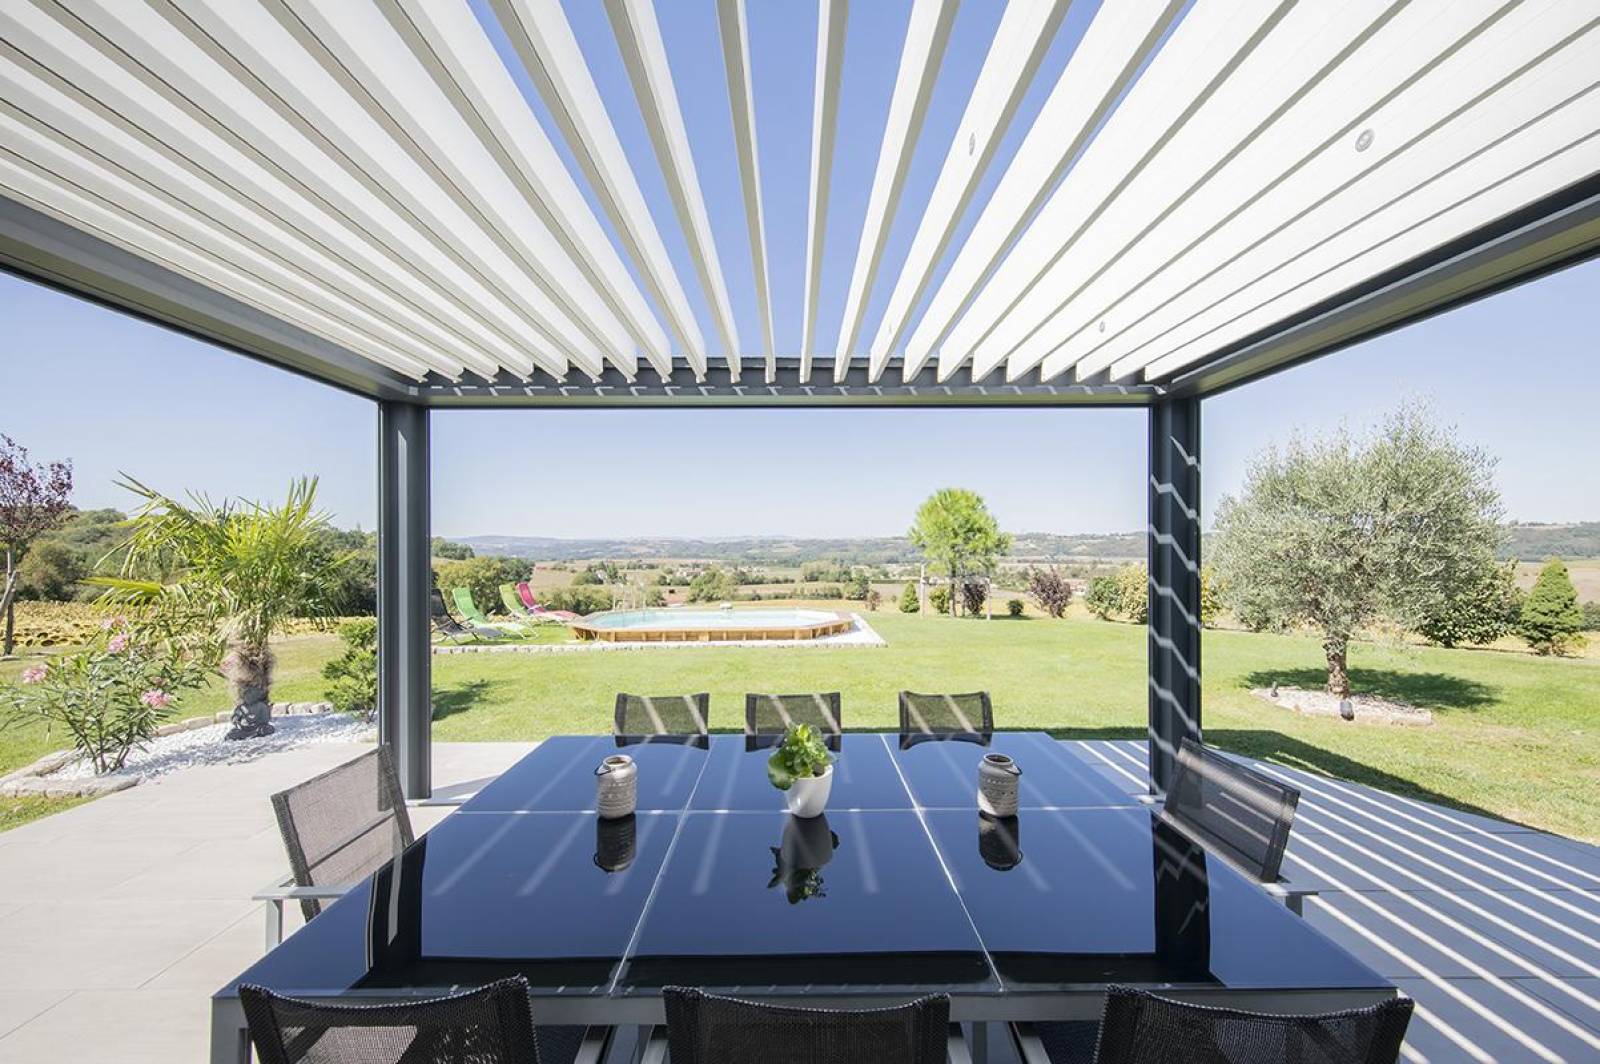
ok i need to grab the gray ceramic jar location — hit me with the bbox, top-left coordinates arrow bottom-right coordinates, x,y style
595,754 -> 637,819
977,752 -> 1022,818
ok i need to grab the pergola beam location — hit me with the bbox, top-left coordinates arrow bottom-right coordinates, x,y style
800,0 -> 847,381
903,0 -> 1181,380
490,0 -> 706,378
377,400 -> 431,799
1147,395 -> 1201,793
605,0 -> 742,376
715,0 -> 775,380
832,0 -> 956,382
866,0 -> 1068,381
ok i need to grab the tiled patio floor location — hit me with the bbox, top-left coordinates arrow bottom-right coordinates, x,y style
0,738 -> 1595,1062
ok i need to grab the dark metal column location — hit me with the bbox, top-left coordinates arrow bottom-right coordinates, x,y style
378,401 -> 431,798
1148,396 -> 1202,793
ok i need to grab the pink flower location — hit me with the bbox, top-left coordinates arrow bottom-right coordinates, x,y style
98,615 -> 127,632
107,633 -> 130,654
19,664 -> 47,685
139,689 -> 172,709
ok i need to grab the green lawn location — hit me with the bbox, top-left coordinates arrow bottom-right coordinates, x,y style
4,607 -> 1596,841
431,605 -> 1600,842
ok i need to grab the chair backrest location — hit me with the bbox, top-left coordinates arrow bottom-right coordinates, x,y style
898,690 -> 993,738
240,977 -> 541,1064
516,581 -> 541,610
270,747 -> 415,922
1092,985 -> 1413,1064
614,692 -> 711,737
452,586 -> 487,623
1161,738 -> 1300,883
664,987 -> 949,1064
430,587 -> 459,624
745,692 -> 843,736
500,583 -> 529,616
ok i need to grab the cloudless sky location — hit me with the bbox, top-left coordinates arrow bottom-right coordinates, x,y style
2,0 -> 1596,538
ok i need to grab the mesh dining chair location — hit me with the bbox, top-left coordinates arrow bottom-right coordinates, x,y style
614,692 -> 711,737
898,690 -> 993,742
744,692 -> 843,737
240,976 -> 603,1064
1162,738 -> 1301,885
1016,987 -> 1413,1064
268,746 -> 414,924
663,987 -> 951,1064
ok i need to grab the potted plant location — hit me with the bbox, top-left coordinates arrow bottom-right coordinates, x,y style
766,723 -> 834,818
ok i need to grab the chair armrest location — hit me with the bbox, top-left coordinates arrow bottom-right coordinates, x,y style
1134,793 -> 1161,806
1008,1022 -> 1053,1064
1262,880 -> 1318,900
571,1026 -> 613,1064
407,797 -> 470,807
251,876 -> 357,903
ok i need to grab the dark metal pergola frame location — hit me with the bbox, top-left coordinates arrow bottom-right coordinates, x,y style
4,173 -> 1599,799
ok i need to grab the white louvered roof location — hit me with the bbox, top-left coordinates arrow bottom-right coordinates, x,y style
0,0 -> 1597,401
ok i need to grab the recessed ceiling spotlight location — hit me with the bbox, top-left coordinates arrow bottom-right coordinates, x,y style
1355,128 -> 1374,152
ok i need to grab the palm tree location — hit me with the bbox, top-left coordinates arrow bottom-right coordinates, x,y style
93,477 -> 352,715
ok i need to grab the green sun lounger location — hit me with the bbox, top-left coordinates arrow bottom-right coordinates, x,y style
452,586 -> 530,636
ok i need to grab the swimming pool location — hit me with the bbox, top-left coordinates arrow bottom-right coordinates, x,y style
570,607 -> 854,643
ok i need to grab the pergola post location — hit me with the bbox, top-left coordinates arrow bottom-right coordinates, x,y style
1147,395 -> 1202,793
377,401 -> 432,799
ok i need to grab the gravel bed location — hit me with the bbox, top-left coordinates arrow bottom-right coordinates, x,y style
1251,685 -> 1434,726
45,712 -> 376,783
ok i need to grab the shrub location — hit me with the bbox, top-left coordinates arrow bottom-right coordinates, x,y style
645,587 -> 666,608
687,567 -> 737,603
434,556 -> 527,616
1007,598 -> 1025,618
539,585 -> 614,615
321,618 -> 377,717
1,610 -> 213,773
845,572 -> 871,601
1520,559 -> 1585,655
1111,563 -> 1149,624
1199,565 -> 1222,628
898,583 -> 919,613
961,579 -> 988,616
866,589 -> 881,612
929,585 -> 951,615
1084,577 -> 1116,620
1583,600 -> 1600,632
1026,566 -> 1072,618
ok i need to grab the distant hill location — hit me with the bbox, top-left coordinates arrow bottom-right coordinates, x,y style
452,523 -> 1600,566
453,532 -> 1146,566
1501,522 -> 1600,561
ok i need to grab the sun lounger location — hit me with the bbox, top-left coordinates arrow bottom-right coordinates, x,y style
452,586 -> 531,636
517,580 -> 581,621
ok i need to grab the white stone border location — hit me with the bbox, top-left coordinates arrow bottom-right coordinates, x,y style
0,701 -> 335,798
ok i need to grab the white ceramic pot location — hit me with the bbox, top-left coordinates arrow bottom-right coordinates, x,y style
785,763 -> 834,818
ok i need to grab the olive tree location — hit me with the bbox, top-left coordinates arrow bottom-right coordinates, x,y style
909,489 -> 1011,617
1212,406 -> 1503,697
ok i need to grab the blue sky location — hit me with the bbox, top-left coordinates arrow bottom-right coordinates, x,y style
3,256 -> 1596,538
2,0 -> 1596,539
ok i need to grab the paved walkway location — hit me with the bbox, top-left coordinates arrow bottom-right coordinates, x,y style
0,740 -> 530,1061
0,738 -> 1596,1062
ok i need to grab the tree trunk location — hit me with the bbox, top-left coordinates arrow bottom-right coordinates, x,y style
1,549 -> 16,657
1323,636 -> 1351,698
224,640 -> 274,708
949,571 -> 958,618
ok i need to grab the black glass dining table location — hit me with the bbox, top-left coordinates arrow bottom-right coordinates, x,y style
211,732 -> 1394,1062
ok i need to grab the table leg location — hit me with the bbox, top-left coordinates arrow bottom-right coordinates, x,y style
264,899 -> 283,951
972,1020 -> 990,1064
210,997 -> 250,1064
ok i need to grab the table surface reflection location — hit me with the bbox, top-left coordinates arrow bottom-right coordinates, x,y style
219,732 -> 1389,1018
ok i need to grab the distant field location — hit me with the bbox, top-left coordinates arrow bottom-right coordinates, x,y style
1515,557 -> 1600,600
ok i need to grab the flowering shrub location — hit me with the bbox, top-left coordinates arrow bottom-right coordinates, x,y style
2,612 -> 213,774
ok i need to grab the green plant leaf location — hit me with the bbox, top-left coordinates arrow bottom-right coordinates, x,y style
767,750 -> 795,790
